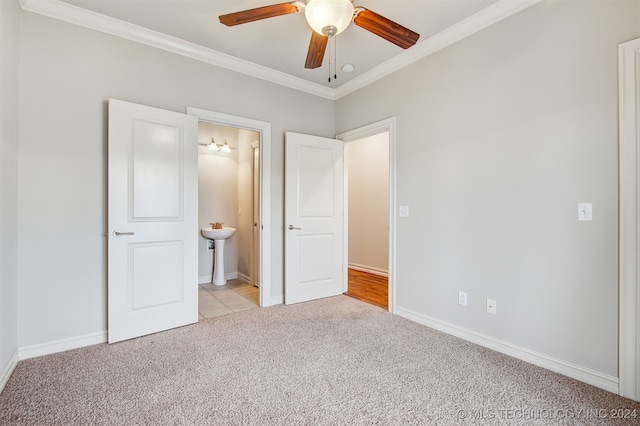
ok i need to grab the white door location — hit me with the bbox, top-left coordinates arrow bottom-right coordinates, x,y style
284,132 -> 344,304
108,99 -> 198,343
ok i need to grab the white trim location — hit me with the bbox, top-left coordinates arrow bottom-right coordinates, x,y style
1,332 -> 107,392
19,0 -> 541,101
237,272 -> 251,283
198,271 -> 239,285
269,296 -> 284,306
0,350 -> 19,393
395,306 -> 619,394
348,262 -> 388,277
337,118 -> 396,313
335,0 -> 541,99
18,0 -> 333,100
619,37 -> 640,401
186,107 -> 273,307
19,331 -> 107,360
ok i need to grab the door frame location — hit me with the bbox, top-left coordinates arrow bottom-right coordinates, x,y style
618,37 -> 640,401
186,107 -> 272,307
337,117 -> 396,313
251,141 -> 260,288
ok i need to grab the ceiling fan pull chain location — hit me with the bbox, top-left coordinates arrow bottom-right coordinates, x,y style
328,38 -> 332,82
334,37 -> 338,81
220,3 -> 420,72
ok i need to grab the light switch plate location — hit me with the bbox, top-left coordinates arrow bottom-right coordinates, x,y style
578,203 -> 592,221
399,205 -> 409,217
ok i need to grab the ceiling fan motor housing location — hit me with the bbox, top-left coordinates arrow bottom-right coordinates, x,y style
305,0 -> 355,36
219,0 -> 419,70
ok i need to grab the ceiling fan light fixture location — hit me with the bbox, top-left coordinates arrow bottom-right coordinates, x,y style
305,0 -> 354,37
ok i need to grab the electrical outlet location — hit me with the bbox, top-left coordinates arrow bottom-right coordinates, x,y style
486,298 -> 497,315
399,205 -> 409,217
458,291 -> 467,306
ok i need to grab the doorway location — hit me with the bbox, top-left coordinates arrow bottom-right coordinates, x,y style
344,132 -> 390,309
337,118 -> 396,312
196,122 -> 260,317
187,107 -> 272,308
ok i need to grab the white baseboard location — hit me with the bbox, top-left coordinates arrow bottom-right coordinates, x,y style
348,263 -> 388,277
395,306 -> 619,394
0,331 -> 107,392
198,271 -> 238,285
237,272 -> 250,283
19,331 -> 107,361
268,295 -> 284,306
0,349 -> 19,393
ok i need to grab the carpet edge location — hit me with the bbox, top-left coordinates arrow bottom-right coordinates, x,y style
395,305 -> 619,394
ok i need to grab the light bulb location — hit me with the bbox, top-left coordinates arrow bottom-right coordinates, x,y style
305,0 -> 354,37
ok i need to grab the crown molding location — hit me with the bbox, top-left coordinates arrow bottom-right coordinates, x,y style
19,0 -> 541,101
18,0 -> 335,100
334,0 -> 542,99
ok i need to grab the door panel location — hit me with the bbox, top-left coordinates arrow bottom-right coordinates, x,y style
131,120 -> 183,219
108,99 -> 198,343
284,132 -> 344,304
130,241 -> 183,309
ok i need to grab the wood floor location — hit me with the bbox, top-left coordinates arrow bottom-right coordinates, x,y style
345,268 -> 388,309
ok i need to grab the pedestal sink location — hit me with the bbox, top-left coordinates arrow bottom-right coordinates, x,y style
201,227 -> 236,286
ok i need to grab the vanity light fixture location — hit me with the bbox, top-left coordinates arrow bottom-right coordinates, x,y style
198,137 -> 232,153
208,137 -> 219,152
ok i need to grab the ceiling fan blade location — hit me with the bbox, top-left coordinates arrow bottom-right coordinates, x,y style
353,8 -> 420,49
305,31 -> 328,69
219,2 -> 301,26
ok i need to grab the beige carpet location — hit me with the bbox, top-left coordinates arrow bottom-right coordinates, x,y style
0,296 -> 638,425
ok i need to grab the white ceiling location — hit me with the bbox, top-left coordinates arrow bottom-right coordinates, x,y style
22,0 -> 540,98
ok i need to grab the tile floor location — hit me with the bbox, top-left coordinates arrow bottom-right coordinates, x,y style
198,279 -> 259,320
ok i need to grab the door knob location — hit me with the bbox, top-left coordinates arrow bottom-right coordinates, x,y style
288,225 -> 302,231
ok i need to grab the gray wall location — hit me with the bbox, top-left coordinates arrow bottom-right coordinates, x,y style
5,0 -> 639,385
0,0 -> 20,372
17,11 -> 334,347
336,0 -> 639,377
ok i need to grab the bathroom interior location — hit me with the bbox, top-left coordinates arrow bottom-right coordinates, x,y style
197,121 -> 261,317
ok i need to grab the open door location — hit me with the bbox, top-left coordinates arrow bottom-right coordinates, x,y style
284,132 -> 344,304
108,99 -> 198,343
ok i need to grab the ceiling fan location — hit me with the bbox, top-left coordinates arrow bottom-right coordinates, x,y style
219,0 -> 420,69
